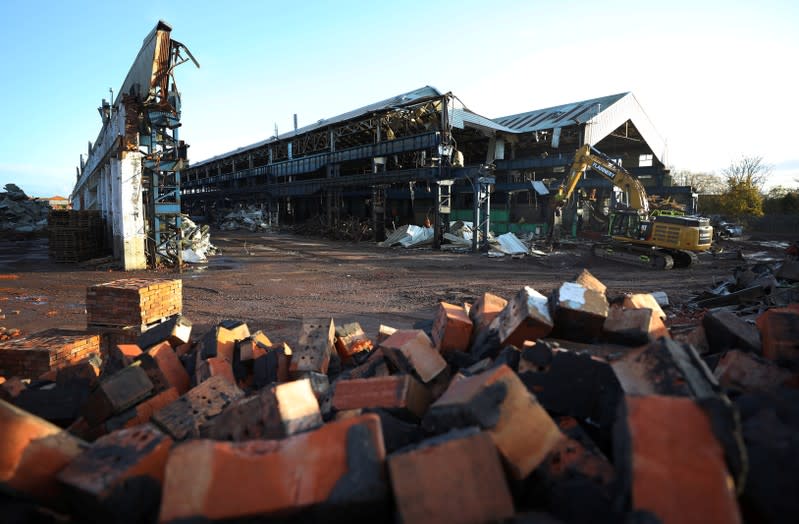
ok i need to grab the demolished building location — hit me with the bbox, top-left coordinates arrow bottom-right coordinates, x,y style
70,21 -> 198,270
181,87 -> 696,246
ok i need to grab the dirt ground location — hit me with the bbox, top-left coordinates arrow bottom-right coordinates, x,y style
0,230 -> 791,347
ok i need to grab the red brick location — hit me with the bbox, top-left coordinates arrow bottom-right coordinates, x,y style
714,350 -> 792,392
550,281 -> 609,342
290,318 -> 335,376
623,293 -> 666,321
56,358 -> 100,389
672,324 -> 710,355
389,430 -> 514,524
334,322 -> 373,362
151,375 -> 244,440
621,396 -> 741,524
57,423 -> 172,521
496,286 -> 554,348
469,292 -> 508,344
238,330 -> 273,362
201,321 -> 251,361
86,278 -> 182,327
542,417 -> 614,486
159,414 -> 386,522
333,375 -> 432,417
0,376 -> 26,400
425,364 -> 562,479
112,343 -> 142,366
83,365 -> 155,426
0,399 -> 86,504
0,329 -> 101,380
603,304 -> 670,346
703,310 -> 761,354
149,341 -> 190,394
376,324 -> 397,345
431,302 -> 473,353
380,329 -> 447,383
203,378 -> 322,441
757,307 -> 799,361
345,348 -> 390,379
105,387 -> 181,431
196,356 -> 236,386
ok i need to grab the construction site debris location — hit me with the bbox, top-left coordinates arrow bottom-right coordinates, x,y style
219,206 -> 270,232
1,267 -> 798,523
0,184 -> 50,235
178,215 -> 217,263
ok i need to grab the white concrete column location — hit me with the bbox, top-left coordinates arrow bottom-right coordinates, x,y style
112,152 -> 147,270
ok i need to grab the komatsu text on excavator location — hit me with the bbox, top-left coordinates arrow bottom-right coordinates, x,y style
552,144 -> 713,269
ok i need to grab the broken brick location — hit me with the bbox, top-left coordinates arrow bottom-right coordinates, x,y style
550,280 -> 609,342
104,387 -> 180,432
703,310 -> 761,354
335,322 -> 373,362
714,350 -> 793,392
111,343 -> 142,367
200,320 -> 250,361
431,301 -> 473,353
14,381 -> 90,426
519,348 -> 622,443
238,329 -> 273,362
495,286 -> 554,352
389,429 -> 514,524
342,348 -> 390,380
602,304 -> 669,346
672,324 -> 710,355
290,318 -> 335,377
376,324 -> 397,345
195,355 -> 236,386
333,375 -> 432,418
148,341 -> 190,394
55,358 -> 99,390
469,292 -> 508,345
622,293 -> 667,321
518,340 -> 554,374
83,365 -> 154,426
151,375 -> 244,440
205,378 -> 322,441
0,399 -> 86,504
253,342 -> 292,388
130,353 -> 171,394
0,376 -> 26,401
136,314 -> 192,350
159,414 -> 387,522
424,364 -> 562,479
756,307 -> 799,361
380,329 -> 447,383
57,423 -> 172,523
611,338 -> 720,399
616,395 -> 741,524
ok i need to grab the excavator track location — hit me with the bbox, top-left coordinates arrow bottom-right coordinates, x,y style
591,242 -> 675,270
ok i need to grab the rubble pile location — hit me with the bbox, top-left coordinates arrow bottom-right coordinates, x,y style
293,215 -> 372,241
219,206 -> 270,232
1,271 -> 798,523
0,184 -> 49,235
178,215 -> 217,264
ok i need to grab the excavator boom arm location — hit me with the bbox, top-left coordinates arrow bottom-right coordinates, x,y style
560,144 -> 650,214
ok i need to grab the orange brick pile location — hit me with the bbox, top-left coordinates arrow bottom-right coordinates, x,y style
86,278 -> 181,327
1,269 -> 798,523
0,328 -> 101,379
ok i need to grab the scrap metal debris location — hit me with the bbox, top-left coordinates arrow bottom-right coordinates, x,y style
219,205 -> 271,232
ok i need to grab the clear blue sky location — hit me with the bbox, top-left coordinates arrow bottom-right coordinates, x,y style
1,0 -> 797,198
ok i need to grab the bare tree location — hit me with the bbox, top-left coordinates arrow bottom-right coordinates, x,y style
671,169 -> 726,194
722,156 -> 773,189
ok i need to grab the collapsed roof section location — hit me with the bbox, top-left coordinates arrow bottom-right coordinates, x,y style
493,92 -> 667,165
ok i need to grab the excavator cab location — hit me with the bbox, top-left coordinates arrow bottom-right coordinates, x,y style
609,210 -> 651,241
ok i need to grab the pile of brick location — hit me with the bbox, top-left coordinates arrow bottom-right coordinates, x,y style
47,210 -> 107,263
1,269 -> 798,523
86,278 -> 182,328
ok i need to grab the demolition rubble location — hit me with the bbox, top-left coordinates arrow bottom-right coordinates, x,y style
1,268 -> 797,524
0,184 -> 50,235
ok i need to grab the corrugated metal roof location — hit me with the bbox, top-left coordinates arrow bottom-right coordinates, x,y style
191,86 -> 443,168
493,92 -> 629,132
450,108 -> 516,133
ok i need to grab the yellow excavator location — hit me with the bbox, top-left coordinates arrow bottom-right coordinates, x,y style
552,144 -> 713,269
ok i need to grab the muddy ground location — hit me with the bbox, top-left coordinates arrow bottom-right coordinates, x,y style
0,230 -> 791,346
